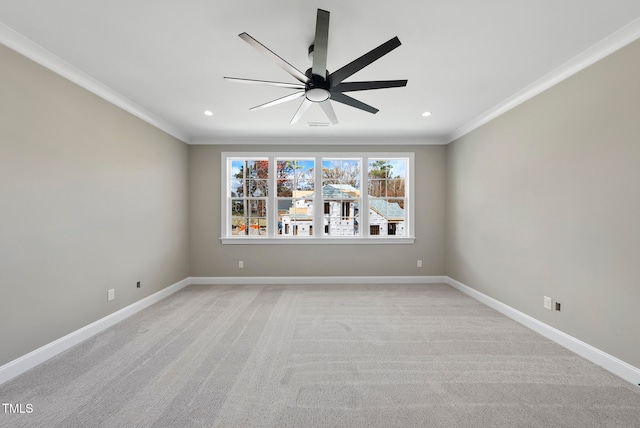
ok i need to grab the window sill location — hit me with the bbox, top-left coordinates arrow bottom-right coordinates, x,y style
219,237 -> 416,245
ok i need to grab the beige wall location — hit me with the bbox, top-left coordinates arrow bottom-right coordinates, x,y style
446,39 -> 640,368
189,144 -> 447,277
0,44 -> 190,366
3,30 -> 639,374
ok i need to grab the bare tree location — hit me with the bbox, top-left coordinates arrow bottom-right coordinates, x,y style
321,160 -> 360,187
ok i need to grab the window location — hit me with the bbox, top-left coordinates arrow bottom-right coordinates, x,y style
229,159 -> 268,236
367,158 -> 407,237
276,159 -> 315,236
222,152 -> 414,244
321,159 -> 360,236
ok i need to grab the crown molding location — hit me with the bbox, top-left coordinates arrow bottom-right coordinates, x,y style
0,22 -> 189,143
189,135 -> 448,145
447,17 -> 640,143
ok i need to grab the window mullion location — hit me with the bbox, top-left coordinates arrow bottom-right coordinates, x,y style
222,157 -> 229,238
313,156 -> 323,236
408,153 -> 414,238
361,156 -> 369,237
268,156 -> 276,238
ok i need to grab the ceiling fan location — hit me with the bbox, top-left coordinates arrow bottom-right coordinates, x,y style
224,9 -> 408,125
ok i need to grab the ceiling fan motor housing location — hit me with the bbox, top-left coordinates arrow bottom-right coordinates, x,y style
305,66 -> 331,102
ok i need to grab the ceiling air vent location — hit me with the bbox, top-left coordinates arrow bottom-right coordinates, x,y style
308,122 -> 331,127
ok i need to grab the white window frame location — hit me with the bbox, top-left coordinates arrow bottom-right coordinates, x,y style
221,152 -> 415,244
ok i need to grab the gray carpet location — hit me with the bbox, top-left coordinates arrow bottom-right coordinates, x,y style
1,283 -> 639,427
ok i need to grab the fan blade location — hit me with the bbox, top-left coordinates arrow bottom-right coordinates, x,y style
224,77 -> 305,89
290,98 -> 313,124
238,32 -> 309,84
249,91 -> 305,111
319,100 -> 338,124
331,79 -> 407,92
312,9 -> 330,78
328,37 -> 402,85
330,92 -> 379,114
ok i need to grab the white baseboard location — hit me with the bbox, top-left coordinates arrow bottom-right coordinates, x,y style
0,275 -> 443,385
189,275 -> 448,285
446,276 -> 640,387
5,275 -> 638,388
0,277 -> 190,386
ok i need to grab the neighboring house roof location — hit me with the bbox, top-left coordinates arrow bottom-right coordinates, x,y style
280,186 -> 354,208
322,184 -> 360,198
294,184 -> 360,200
277,199 -> 293,212
369,198 -> 404,221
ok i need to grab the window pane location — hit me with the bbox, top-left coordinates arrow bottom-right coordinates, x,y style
279,198 -> 313,236
249,179 -> 268,197
248,218 -> 267,235
322,159 -> 360,188
231,159 -> 269,197
368,179 -> 387,197
368,159 -> 405,198
230,160 -> 243,197
323,198 -> 359,236
230,198 -> 267,236
246,160 -> 269,179
231,199 -> 245,235
277,159 -> 314,197
369,198 -> 405,236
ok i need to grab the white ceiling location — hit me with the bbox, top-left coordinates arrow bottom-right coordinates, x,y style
1,1 -> 640,144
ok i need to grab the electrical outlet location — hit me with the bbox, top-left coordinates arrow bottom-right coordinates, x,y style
107,289 -> 115,302
555,302 -> 561,311
238,260 -> 244,269
137,281 -> 141,288
544,296 -> 552,310
417,260 -> 423,268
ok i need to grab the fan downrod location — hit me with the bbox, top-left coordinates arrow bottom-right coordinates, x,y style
305,46 -> 330,103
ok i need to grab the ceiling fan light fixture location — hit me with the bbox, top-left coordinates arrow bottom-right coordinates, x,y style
305,88 -> 331,102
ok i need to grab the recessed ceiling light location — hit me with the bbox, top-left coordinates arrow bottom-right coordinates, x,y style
422,111 -> 432,117
204,110 -> 214,116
